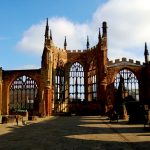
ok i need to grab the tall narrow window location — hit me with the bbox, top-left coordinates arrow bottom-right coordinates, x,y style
88,61 -> 97,101
55,60 -> 65,102
114,69 -> 139,101
69,62 -> 84,102
9,75 -> 38,111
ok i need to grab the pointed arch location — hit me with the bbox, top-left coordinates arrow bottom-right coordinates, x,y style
88,60 -> 97,101
9,75 -> 38,111
114,69 -> 139,101
55,59 -> 65,101
69,62 -> 85,102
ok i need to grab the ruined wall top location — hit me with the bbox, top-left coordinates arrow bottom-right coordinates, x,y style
108,57 -> 142,67
66,46 -> 97,53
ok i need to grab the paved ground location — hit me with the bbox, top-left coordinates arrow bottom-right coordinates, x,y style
0,116 -> 150,150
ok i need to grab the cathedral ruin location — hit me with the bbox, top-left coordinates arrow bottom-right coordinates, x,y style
0,19 -> 150,117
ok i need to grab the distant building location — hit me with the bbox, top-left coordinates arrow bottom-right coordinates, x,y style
0,19 -> 150,116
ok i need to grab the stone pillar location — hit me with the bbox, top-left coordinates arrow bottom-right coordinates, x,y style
116,75 -> 128,119
121,104 -> 128,120
2,82 -> 9,115
39,89 -> 46,117
45,85 -> 52,116
96,22 -> 108,114
99,79 -> 107,114
84,69 -> 88,101
0,68 -> 2,115
0,82 -> 2,115
65,66 -> 69,111
96,23 -> 108,106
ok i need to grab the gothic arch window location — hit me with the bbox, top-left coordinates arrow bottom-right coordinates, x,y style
69,62 -> 85,102
55,60 -> 65,101
88,61 -> 97,101
9,75 -> 38,110
114,69 -> 139,101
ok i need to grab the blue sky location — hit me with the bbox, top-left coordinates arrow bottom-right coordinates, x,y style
0,0 -> 150,70
0,0 -> 106,69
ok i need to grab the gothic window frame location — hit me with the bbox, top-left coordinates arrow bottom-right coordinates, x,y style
88,60 -> 97,101
114,69 -> 139,101
9,75 -> 38,111
55,60 -> 65,102
69,62 -> 85,102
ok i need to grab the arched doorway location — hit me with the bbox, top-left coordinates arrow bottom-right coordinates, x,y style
9,75 -> 38,113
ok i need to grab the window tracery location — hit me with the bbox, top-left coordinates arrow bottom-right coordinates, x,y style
55,60 -> 65,102
114,69 -> 139,101
9,75 -> 38,110
88,61 -> 97,101
69,62 -> 84,102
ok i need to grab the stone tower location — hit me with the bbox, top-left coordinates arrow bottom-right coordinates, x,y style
0,68 -> 2,115
40,18 -> 54,116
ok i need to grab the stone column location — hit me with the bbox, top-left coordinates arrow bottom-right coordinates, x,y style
2,82 -> 9,115
99,79 -> 107,114
84,69 -> 88,101
0,80 -> 2,115
39,89 -> 46,117
0,68 -> 2,115
65,65 -> 69,112
45,85 -> 52,116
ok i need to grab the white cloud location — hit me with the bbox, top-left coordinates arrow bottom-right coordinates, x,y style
16,17 -> 92,54
93,0 -> 150,61
48,17 -> 91,50
16,22 -> 45,54
16,0 -> 150,62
